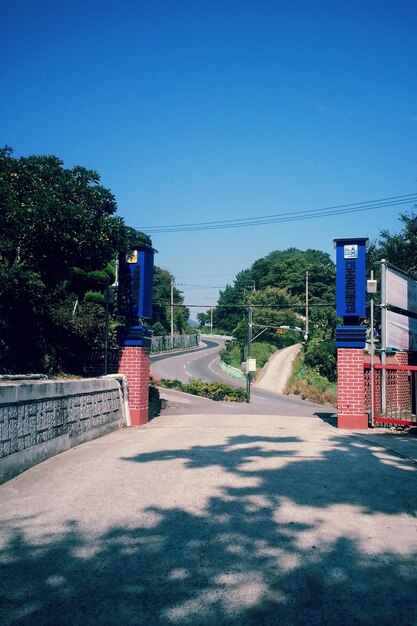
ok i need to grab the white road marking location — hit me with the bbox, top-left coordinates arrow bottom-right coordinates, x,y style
208,356 -> 220,373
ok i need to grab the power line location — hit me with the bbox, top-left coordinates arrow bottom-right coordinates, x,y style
136,193 -> 417,233
153,302 -> 335,308
176,283 -> 227,289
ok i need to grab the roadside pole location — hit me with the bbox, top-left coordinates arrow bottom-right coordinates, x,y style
247,306 -> 253,402
367,270 -> 377,426
170,278 -> 174,338
380,260 -> 387,414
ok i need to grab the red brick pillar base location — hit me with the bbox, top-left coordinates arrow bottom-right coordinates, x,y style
118,346 -> 150,426
337,348 -> 368,429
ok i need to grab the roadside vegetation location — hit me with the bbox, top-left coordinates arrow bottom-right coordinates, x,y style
0,147 -> 190,375
156,378 -> 247,402
285,350 -> 337,406
220,341 -> 276,372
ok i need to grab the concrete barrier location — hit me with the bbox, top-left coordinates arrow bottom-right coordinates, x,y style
0,378 -> 124,484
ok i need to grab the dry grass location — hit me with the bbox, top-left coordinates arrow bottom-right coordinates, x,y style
285,351 -> 337,406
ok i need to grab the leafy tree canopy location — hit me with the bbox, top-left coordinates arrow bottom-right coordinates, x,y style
215,248 -> 335,335
151,267 -> 189,334
368,212 -> 417,279
0,147 -> 152,373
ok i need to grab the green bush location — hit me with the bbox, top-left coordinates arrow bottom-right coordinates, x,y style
285,349 -> 337,405
152,322 -> 165,336
220,341 -> 277,372
304,338 -> 336,382
84,291 -> 105,305
158,378 -> 247,402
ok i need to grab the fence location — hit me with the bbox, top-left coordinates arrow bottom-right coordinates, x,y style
151,333 -> 200,353
364,362 -> 417,426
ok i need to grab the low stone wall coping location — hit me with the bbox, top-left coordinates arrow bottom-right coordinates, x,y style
0,377 -> 120,405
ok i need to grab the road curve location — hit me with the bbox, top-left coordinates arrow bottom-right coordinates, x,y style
151,339 -> 335,417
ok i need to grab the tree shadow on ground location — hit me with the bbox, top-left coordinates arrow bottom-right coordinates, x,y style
1,432 -> 417,625
313,412 -> 338,427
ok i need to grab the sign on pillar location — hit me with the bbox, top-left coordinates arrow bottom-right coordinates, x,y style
333,238 -> 369,429
117,246 -> 156,426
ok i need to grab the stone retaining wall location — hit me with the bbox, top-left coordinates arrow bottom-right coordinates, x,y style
0,378 -> 124,484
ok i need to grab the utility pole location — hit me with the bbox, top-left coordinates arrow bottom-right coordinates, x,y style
380,260 -> 387,414
210,307 -> 213,335
367,270 -> 377,427
305,270 -> 309,341
170,278 -> 174,338
247,306 -> 253,402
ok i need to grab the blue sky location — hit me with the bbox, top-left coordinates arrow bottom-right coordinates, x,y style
1,0 -> 416,316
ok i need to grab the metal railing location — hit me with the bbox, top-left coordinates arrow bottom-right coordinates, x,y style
365,363 -> 417,426
151,333 -> 200,353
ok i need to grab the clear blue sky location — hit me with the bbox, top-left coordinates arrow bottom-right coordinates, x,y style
1,0 -> 416,316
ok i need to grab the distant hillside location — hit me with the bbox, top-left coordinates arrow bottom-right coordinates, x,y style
212,248 -> 338,382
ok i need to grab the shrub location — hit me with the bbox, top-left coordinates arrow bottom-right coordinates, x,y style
285,350 -> 337,406
304,338 -> 336,382
158,378 -> 247,402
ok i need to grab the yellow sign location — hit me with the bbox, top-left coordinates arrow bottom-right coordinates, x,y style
127,250 -> 138,264
276,329 -> 285,335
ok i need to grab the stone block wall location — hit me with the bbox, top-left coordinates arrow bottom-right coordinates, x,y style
0,378 -> 124,484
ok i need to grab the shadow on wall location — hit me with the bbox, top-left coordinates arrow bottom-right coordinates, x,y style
1,432 -> 417,624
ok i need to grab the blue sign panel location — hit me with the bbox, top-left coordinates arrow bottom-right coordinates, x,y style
335,325 -> 367,349
334,238 -> 368,318
118,247 -> 156,320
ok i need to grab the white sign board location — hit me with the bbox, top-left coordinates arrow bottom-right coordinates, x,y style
386,267 -> 417,314
386,310 -> 417,351
344,244 -> 358,259
247,358 -> 257,373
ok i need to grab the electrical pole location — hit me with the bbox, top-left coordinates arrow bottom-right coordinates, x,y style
380,260 -> 387,414
305,270 -> 309,341
247,306 -> 253,402
369,270 -> 376,427
170,278 -> 174,338
210,307 -> 213,335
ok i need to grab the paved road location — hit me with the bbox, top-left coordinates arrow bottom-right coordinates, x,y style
151,340 -> 333,417
1,410 -> 417,625
151,339 -> 224,383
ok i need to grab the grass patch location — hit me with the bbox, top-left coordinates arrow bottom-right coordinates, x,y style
285,349 -> 337,406
220,342 -> 276,372
157,378 -> 247,402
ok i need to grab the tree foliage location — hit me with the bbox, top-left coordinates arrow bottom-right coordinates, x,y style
215,248 -> 337,380
0,147 -> 150,373
368,212 -> 417,279
151,267 -> 189,335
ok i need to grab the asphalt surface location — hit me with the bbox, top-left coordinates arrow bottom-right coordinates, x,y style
1,408 -> 417,625
151,339 -> 330,416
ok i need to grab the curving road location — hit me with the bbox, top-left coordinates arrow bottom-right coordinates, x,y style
151,339 -> 335,417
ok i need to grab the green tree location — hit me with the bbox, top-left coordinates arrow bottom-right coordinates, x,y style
0,147 -> 134,373
151,268 -> 189,334
196,312 -> 210,328
368,212 -> 417,279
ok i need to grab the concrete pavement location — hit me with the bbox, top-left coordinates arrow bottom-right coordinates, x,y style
1,410 -> 417,625
254,343 -> 302,394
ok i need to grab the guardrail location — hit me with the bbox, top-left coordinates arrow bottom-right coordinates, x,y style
151,333 -> 200,353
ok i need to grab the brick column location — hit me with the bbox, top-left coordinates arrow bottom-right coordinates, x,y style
118,346 -> 150,426
337,348 -> 368,429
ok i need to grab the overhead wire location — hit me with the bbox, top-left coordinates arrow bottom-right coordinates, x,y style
136,193 -> 417,233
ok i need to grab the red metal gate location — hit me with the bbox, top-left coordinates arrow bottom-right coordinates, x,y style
365,363 -> 417,426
